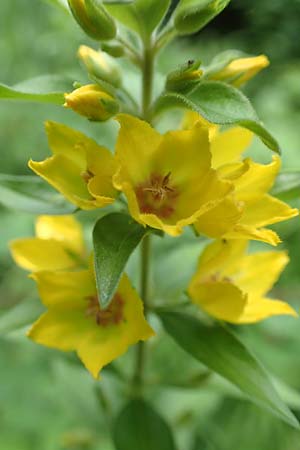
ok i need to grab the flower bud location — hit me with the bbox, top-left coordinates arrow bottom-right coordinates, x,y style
209,55 -> 270,87
166,60 -> 203,93
78,45 -> 122,87
68,0 -> 116,41
64,84 -> 119,121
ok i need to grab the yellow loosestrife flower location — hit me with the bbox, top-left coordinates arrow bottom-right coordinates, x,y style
28,269 -> 154,379
184,113 -> 298,244
209,55 -> 270,87
113,114 -> 234,236
10,215 -> 86,272
64,84 -> 119,122
29,121 -> 117,210
188,239 -> 297,324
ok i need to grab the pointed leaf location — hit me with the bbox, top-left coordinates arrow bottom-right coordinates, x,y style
173,0 -> 231,35
154,81 -> 280,153
0,75 -> 74,104
105,0 -> 170,38
93,213 -> 148,308
0,174 -> 76,214
113,398 -> 176,450
159,311 -> 299,429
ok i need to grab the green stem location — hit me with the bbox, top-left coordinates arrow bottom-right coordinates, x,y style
141,42 -> 154,121
132,39 -> 155,393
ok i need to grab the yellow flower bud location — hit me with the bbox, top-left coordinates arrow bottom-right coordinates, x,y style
78,45 -> 122,87
166,60 -> 203,93
210,55 -> 270,87
64,84 -> 119,121
68,0 -> 116,41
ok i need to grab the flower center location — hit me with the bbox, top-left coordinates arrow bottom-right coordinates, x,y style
85,293 -> 125,327
81,169 -> 94,183
135,172 -> 178,219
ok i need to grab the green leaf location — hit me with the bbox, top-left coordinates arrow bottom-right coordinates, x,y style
93,213 -> 148,308
154,81 -> 280,153
0,298 -> 44,335
159,311 -> 299,429
113,398 -> 176,450
0,174 -> 76,214
173,0 -> 231,35
0,75 -> 73,104
105,0 -> 170,38
271,171 -> 300,201
43,0 -> 69,12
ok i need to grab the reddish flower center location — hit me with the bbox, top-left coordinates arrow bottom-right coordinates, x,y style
81,168 -> 94,183
85,293 -> 125,327
135,172 -> 178,219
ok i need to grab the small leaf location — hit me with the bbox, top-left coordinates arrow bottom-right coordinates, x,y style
105,0 -> 170,38
113,398 -> 176,450
159,311 -> 299,429
272,171 -> 300,201
153,81 -> 280,153
0,174 -> 76,214
93,213 -> 148,308
0,298 -> 44,335
0,75 -> 73,104
173,0 -> 231,35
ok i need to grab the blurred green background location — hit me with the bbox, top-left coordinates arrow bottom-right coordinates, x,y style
1,0 -> 300,449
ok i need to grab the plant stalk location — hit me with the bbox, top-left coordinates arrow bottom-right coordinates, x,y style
132,39 -> 155,393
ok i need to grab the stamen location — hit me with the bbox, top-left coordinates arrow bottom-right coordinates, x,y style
85,293 -> 125,327
135,171 -> 178,219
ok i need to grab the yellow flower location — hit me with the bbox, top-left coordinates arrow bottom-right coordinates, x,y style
188,239 -> 297,324
64,84 -> 119,122
209,55 -> 270,87
29,121 -> 117,210
184,114 -> 299,245
113,114 -> 234,236
28,269 -> 154,378
10,215 -> 86,272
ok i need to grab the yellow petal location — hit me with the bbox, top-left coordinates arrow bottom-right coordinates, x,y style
45,121 -> 91,168
182,111 -> 219,141
191,239 -> 248,281
77,274 -> 155,378
30,270 -> 95,308
189,280 -> 247,323
235,251 -> 289,298
224,223 -> 281,246
194,196 -> 244,238
114,114 -> 162,187
35,215 -> 85,255
234,156 -> 280,203
240,194 -> 299,228
28,309 -> 91,351
29,154 -> 96,210
9,238 -> 79,272
217,160 -> 250,181
211,127 -> 253,168
236,297 -> 297,324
